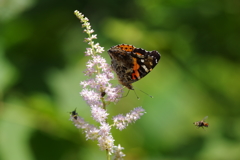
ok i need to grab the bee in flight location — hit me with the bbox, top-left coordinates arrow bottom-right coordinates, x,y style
193,116 -> 209,129
70,108 -> 78,120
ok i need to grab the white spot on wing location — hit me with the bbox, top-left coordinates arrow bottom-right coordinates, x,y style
141,65 -> 149,72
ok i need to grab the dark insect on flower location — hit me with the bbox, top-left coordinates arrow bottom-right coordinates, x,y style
101,91 -> 106,98
193,116 -> 209,129
70,108 -> 78,120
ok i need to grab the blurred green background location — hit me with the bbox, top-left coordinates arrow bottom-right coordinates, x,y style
1,0 -> 240,160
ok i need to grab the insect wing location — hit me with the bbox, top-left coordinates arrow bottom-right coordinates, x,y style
202,116 -> 208,122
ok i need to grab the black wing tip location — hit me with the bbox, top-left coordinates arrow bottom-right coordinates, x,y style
134,48 -> 160,55
152,50 -> 161,60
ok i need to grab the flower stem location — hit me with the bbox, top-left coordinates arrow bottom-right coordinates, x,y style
101,94 -> 107,110
106,149 -> 110,160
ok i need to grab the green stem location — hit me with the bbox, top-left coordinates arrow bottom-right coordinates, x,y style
101,92 -> 106,110
106,149 -> 110,160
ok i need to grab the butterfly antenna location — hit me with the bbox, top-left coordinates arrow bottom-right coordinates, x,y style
121,89 -> 140,100
134,87 -> 153,98
116,86 -> 131,99
133,89 -> 140,100
121,89 -> 131,98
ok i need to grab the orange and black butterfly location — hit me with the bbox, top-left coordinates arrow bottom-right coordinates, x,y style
193,116 -> 209,129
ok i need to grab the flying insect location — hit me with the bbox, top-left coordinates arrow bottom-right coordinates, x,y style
193,116 -> 209,129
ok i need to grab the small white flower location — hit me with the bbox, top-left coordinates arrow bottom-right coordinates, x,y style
88,41 -> 94,46
88,29 -> 94,34
91,105 -> 109,123
83,17 -> 89,21
96,73 -> 109,85
85,126 -> 100,140
80,89 -> 101,106
91,34 -> 97,39
98,123 -> 111,136
113,144 -> 125,160
85,48 -> 93,56
112,107 -> 146,131
105,85 -> 122,102
98,134 -> 114,153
